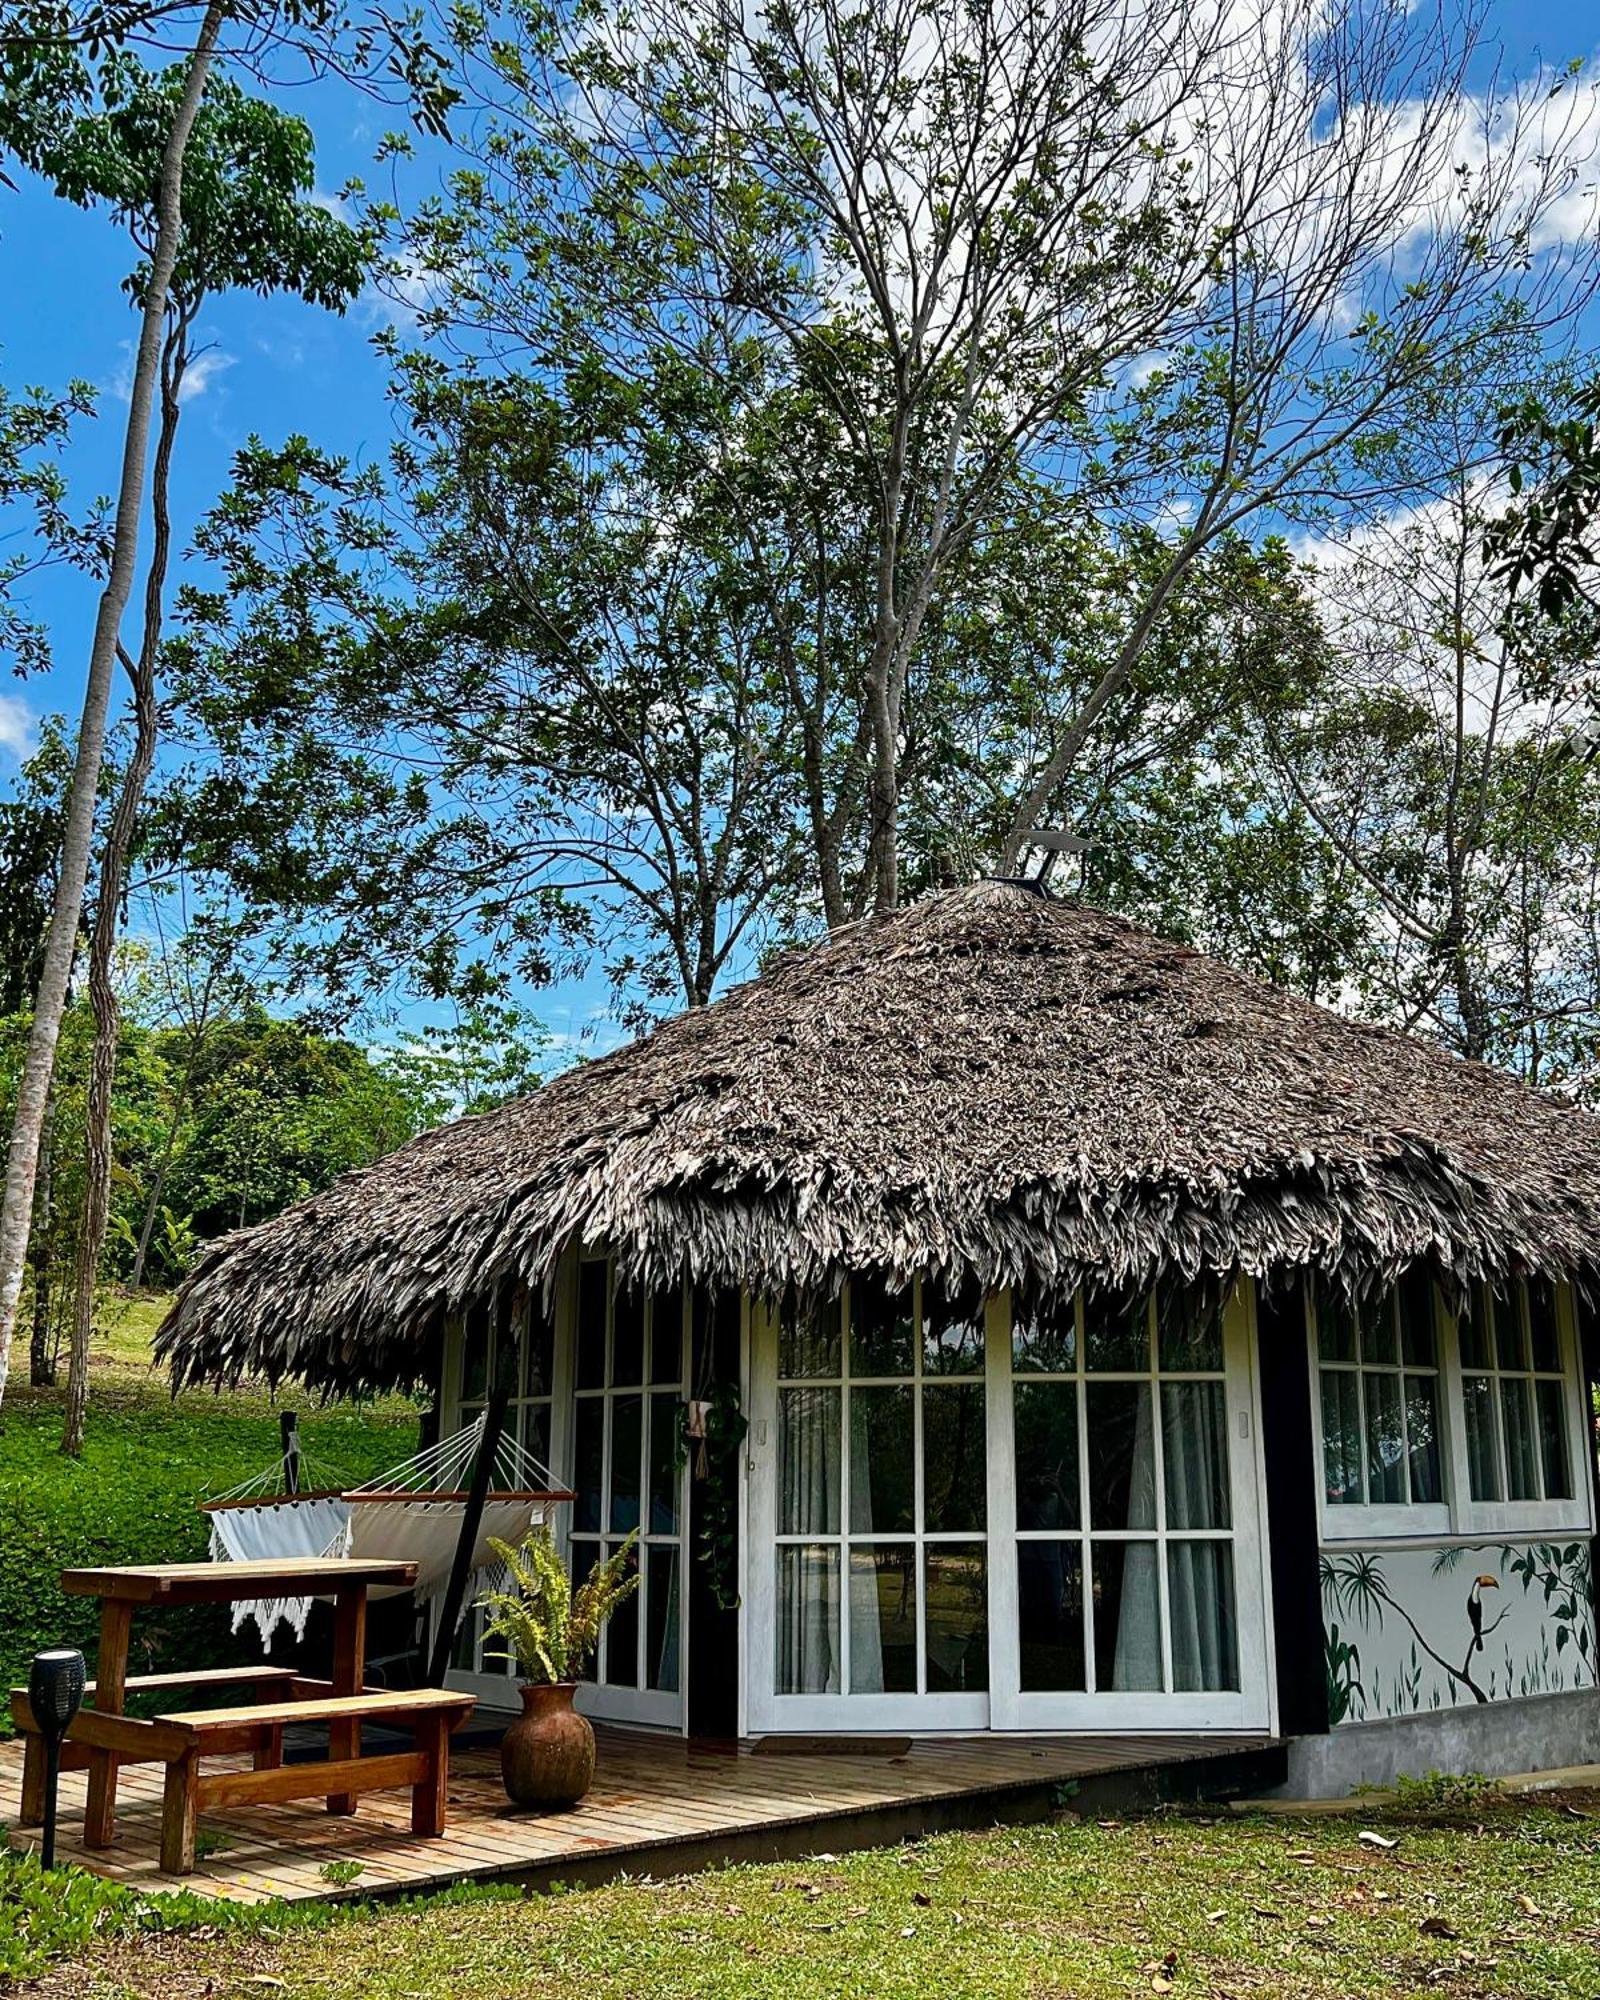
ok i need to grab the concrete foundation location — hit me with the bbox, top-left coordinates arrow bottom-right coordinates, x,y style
1279,1686 -> 1600,1798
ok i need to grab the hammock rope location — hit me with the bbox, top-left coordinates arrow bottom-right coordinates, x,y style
204,1415 -> 564,1652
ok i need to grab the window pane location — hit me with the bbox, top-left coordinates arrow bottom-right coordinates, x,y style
573,1397 -> 604,1533
1361,1295 -> 1398,1367
1501,1377 -> 1539,1500
780,1294 -> 841,1378
922,1276 -> 986,1376
1084,1282 -> 1150,1371
1156,1274 -> 1224,1372
1168,1542 -> 1238,1691
650,1286 -> 684,1385
848,1547 -> 917,1693
851,1278 -> 915,1378
923,1382 -> 986,1532
1012,1288 -> 1077,1373
1092,1541 -> 1162,1691
1320,1370 -> 1363,1505
849,1385 -> 915,1534
602,1540 -> 639,1687
1528,1279 -> 1562,1374
1397,1269 -> 1436,1367
576,1262 -> 608,1388
609,1394 -> 642,1533
1014,1381 -> 1081,1531
780,1387 -> 841,1534
777,1545 -> 839,1694
523,1303 -> 555,1397
1537,1380 -> 1573,1500
1492,1285 -> 1528,1373
1458,1291 -> 1491,1369
646,1545 -> 680,1693
1316,1289 -> 1357,1364
1404,1374 -> 1442,1504
1363,1371 -> 1406,1506
1017,1540 -> 1085,1692
647,1391 -> 680,1534
1162,1381 -> 1230,1529
1087,1383 -> 1156,1529
1463,1374 -> 1501,1500
612,1286 -> 645,1386
460,1298 -> 491,1402
520,1400 -> 551,1473
924,1545 -> 988,1693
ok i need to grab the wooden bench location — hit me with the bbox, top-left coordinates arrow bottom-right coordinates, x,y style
12,1665 -> 301,1826
154,1687 -> 476,1874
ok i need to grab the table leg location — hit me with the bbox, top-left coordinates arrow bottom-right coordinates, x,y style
84,1598 -> 133,1849
327,1584 -> 366,1814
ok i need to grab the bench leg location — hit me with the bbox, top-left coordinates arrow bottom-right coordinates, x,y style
160,1750 -> 199,1876
19,1734 -> 45,1828
411,1713 -> 450,1838
253,1722 -> 284,1771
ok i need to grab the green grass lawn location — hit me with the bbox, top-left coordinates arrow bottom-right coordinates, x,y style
9,1793 -> 1600,1999
0,1292 -> 420,1714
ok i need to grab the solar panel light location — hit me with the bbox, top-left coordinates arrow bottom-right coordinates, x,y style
27,1647 -> 86,1869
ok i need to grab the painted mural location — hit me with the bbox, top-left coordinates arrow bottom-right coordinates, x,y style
1320,1540 -> 1596,1725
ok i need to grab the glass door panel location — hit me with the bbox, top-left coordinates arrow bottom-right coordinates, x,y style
991,1274 -> 1268,1730
568,1260 -> 687,1725
751,1277 -> 991,1728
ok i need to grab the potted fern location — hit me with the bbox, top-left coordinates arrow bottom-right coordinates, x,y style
478,1525 -> 640,1808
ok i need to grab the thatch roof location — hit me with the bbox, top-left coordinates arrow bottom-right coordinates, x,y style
158,880 -> 1600,1393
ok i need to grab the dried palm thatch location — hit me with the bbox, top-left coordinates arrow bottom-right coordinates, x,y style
158,881 -> 1600,1393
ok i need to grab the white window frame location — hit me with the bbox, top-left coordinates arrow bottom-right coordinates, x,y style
1311,1275 -> 1593,1544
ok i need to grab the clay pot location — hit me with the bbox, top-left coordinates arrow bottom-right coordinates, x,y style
499,1681 -> 596,1809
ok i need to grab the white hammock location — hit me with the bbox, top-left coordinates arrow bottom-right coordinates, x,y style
202,1417 -> 566,1650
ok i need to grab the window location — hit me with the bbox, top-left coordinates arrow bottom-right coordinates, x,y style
1317,1270 -> 1443,1517
1457,1280 -> 1573,1506
1312,1272 -> 1588,1539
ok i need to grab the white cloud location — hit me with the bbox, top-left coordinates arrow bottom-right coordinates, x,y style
110,339 -> 235,405
176,348 -> 236,404
0,691 -> 35,762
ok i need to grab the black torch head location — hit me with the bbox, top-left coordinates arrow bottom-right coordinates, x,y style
28,1648 -> 86,1743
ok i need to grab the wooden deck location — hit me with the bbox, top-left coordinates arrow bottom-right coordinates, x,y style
0,1724 -> 1282,1906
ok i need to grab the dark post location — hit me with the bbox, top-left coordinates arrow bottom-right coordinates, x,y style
28,1648 -> 86,1869
426,1288 -> 516,1688
280,1409 -> 301,1496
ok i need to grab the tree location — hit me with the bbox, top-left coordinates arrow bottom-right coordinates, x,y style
413,0 -> 1600,917
1269,347 -> 1600,1085
0,0 -> 457,1411
29,56 -> 366,1454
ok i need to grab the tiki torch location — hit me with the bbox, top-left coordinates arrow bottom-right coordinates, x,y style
28,1648 -> 85,1869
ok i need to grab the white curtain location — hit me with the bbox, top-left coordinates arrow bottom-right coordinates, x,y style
1161,1381 -> 1236,1691
778,1387 -> 840,1693
1110,1388 -> 1163,1690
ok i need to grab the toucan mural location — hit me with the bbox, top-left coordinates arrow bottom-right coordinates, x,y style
1321,1543 -> 1595,1724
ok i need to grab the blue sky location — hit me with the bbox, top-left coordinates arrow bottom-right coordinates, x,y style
1,0 -> 1596,1057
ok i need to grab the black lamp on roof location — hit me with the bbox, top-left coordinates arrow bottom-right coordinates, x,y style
28,1647 -> 86,1869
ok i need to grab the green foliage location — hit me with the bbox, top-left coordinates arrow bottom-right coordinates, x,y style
676,1383 -> 748,1614
1391,1769 -> 1497,1813
478,1526 -> 639,1685
0,1845 -> 146,1984
318,1859 -> 364,1887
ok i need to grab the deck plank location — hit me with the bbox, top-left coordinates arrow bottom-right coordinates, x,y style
1,1725 -> 1277,1905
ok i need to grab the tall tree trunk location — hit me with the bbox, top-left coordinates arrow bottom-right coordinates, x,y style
0,2 -> 224,1414
60,320 -> 183,1460
26,1084 -> 56,1388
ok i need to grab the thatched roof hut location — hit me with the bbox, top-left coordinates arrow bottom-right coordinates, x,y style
157,880 -> 1600,1394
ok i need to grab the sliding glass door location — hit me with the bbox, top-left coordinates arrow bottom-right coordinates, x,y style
747,1276 -> 1270,1734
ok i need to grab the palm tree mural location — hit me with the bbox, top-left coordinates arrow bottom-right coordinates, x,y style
1321,1552 -> 1511,1707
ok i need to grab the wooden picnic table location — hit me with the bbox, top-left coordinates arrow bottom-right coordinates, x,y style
60,1557 -> 417,1846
